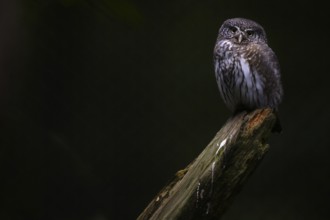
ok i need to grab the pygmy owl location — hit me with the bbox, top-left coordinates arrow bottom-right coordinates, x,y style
214,18 -> 283,131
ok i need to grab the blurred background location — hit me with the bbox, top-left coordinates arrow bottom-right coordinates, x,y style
1,0 -> 330,219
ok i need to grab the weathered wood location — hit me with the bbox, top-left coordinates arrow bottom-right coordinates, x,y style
138,108 -> 276,220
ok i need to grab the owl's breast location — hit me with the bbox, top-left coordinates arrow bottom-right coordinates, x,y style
214,40 -> 236,75
214,40 -> 269,110
214,40 -> 233,58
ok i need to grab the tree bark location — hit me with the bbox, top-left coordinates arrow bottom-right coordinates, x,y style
137,108 -> 276,220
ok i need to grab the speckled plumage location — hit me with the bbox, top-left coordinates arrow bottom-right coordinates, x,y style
214,18 -> 283,114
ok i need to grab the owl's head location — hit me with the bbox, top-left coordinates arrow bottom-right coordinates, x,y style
217,18 -> 268,44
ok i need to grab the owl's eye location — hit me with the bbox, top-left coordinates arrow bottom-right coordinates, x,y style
246,30 -> 254,37
228,26 -> 238,34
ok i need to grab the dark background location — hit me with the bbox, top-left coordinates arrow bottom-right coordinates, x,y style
1,0 -> 330,219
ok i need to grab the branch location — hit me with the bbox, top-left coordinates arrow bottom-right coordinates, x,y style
137,108 -> 276,220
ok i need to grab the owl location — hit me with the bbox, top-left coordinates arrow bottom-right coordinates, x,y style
214,18 -> 283,131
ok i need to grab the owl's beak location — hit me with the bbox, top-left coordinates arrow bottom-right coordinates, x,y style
234,29 -> 246,43
236,33 -> 244,43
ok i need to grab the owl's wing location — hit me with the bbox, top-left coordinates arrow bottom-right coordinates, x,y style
250,43 -> 283,108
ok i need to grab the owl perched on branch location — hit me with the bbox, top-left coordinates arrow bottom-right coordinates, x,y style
214,18 -> 283,132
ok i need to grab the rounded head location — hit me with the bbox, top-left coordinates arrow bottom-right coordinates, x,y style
218,18 -> 268,44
